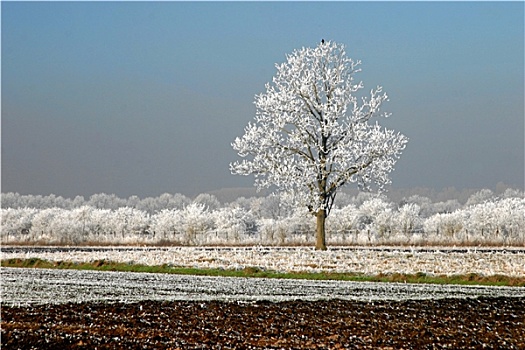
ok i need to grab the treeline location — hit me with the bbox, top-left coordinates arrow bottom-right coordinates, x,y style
1,192 -> 194,213
1,188 -> 524,246
2,186 -> 523,213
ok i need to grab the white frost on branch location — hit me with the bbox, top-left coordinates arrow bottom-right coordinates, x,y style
231,41 -> 408,214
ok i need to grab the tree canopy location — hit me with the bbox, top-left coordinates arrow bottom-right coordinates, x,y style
232,41 -> 409,249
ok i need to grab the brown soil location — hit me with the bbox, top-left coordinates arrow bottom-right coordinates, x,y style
2,297 -> 524,349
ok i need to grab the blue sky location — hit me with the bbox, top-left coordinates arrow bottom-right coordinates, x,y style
2,2 -> 524,198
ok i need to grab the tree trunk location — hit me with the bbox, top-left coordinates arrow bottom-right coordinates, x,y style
315,209 -> 327,250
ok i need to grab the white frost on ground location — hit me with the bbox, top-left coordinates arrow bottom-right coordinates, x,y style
2,246 -> 524,277
2,267 -> 525,305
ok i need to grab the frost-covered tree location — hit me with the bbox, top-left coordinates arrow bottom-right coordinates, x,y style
465,189 -> 494,207
193,193 -> 221,211
228,196 -> 254,211
179,204 -> 214,245
328,204 -> 360,242
501,188 -> 524,199
431,199 -> 461,215
231,41 -> 408,249
1,208 -> 38,237
358,197 -> 395,240
423,211 -> 466,241
1,193 -> 20,208
88,193 -> 125,210
214,206 -> 257,243
395,203 -> 423,235
112,207 -> 150,237
250,193 -> 294,220
401,195 -> 433,218
155,193 -> 191,211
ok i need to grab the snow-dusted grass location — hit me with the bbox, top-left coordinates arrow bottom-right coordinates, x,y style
3,267 -> 525,305
2,246 -> 524,277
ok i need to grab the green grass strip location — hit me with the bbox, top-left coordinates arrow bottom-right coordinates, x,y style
2,258 -> 524,287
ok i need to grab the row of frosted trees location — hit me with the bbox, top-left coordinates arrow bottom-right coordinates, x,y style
2,188 -> 521,213
2,190 -> 524,246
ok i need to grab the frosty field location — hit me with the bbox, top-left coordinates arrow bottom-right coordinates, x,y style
2,246 -> 524,277
3,267 -> 525,305
3,247 -> 525,349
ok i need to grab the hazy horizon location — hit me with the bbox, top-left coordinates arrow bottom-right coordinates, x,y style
2,2 -> 524,199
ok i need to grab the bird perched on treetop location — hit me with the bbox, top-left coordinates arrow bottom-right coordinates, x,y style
321,39 -> 325,44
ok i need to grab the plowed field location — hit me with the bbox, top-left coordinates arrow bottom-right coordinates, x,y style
2,297 -> 524,349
